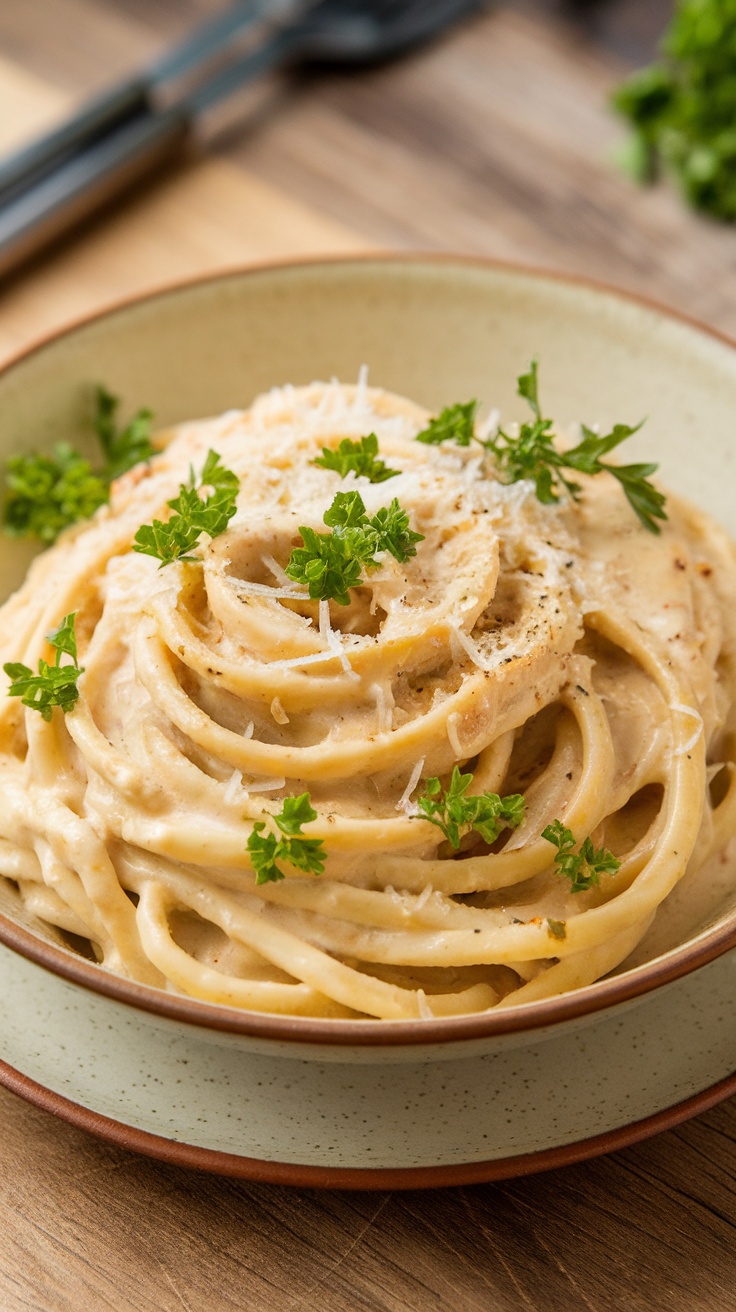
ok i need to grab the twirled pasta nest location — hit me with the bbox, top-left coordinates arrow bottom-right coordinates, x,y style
1,379 -> 735,1018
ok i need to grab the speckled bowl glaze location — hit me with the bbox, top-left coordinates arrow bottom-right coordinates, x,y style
1,257 -> 736,1188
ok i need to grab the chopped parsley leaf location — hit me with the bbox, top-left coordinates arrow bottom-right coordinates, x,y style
416,766 -> 526,850
314,433 -> 399,483
247,793 -> 326,885
133,450 -> 239,567
285,491 -> 423,604
4,612 -> 83,720
543,819 -> 621,894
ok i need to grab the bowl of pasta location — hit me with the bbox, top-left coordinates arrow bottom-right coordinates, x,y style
0,256 -> 735,1188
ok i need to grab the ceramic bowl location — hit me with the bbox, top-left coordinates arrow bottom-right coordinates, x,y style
1,257 -> 735,1188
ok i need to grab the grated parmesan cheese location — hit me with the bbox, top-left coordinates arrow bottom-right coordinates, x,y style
243,777 -> 287,794
449,624 -> 495,673
447,712 -> 464,757
261,553 -> 292,585
229,577 -> 309,601
478,407 -> 500,440
372,682 -> 394,735
413,884 -> 434,913
396,757 -> 425,815
223,770 -> 244,806
270,697 -> 290,726
354,363 -> 369,410
416,989 -> 433,1020
670,702 -> 704,756
268,650 -> 345,671
319,599 -> 358,678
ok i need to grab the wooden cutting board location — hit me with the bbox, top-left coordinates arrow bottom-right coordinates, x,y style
0,53 -> 368,364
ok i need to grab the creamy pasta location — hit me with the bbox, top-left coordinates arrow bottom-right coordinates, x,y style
1,377 -> 735,1019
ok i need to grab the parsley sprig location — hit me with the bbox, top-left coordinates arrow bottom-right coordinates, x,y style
4,612 -> 83,721
246,793 -> 326,885
133,450 -> 239,567
613,0 -> 736,222
416,766 -> 526,851
416,362 -> 667,534
416,402 -> 478,449
314,433 -> 399,483
94,385 -> 156,483
285,490 -> 424,605
3,388 -> 155,545
542,819 -> 621,894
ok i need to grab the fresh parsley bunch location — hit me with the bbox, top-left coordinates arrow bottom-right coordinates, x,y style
314,433 -> 399,483
4,445 -> 108,545
542,819 -> 621,894
3,387 -> 155,544
4,612 -> 83,721
613,0 -> 736,221
416,766 -> 526,851
286,490 -> 424,605
417,362 -> 667,534
246,793 -> 326,885
133,450 -> 239,567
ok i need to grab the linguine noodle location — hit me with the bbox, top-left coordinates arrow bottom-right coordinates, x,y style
1,378 -> 735,1019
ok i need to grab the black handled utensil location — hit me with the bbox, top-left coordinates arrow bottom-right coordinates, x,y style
0,0 -> 484,279
0,0 -> 289,205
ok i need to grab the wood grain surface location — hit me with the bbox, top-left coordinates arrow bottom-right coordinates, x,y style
1,1 -> 736,1309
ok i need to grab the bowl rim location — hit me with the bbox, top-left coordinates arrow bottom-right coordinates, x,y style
2,250 -> 736,1049
2,1052 -> 735,1187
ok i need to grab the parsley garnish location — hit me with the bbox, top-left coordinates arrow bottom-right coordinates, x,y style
3,388 -> 155,545
4,612 -> 83,721
367,499 -> 424,562
133,450 -> 239,567
558,424 -> 667,535
613,0 -> 736,222
415,362 -> 667,534
246,793 -> 326,885
416,766 -> 526,851
3,445 -> 108,545
314,433 -> 399,483
285,490 -> 424,605
287,526 -> 365,606
322,489 -> 372,532
542,819 -> 621,894
416,402 -> 479,448
94,386 -> 156,483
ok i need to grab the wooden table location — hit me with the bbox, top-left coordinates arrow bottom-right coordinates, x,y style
2,2 -> 736,1308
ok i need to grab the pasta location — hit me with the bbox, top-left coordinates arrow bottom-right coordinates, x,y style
1,376 -> 735,1020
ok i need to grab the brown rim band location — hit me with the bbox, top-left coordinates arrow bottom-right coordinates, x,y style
2,1053 -> 734,1189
